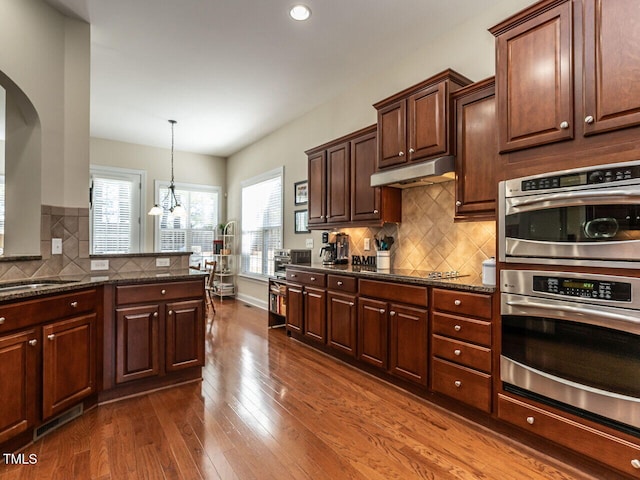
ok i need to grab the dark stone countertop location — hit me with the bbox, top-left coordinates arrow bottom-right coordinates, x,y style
286,264 -> 496,293
0,269 -> 209,303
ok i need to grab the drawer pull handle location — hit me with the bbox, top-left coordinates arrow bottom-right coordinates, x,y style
454,349 -> 461,356
47,334 -> 55,341
379,309 -> 385,314
631,459 -> 640,469
0,317 -> 5,325
454,380 -> 462,388
161,289 -> 167,295
454,299 -> 461,306
337,281 -> 343,286
454,325 -> 461,332
153,312 -> 158,318
310,277 -> 316,281
28,339 -> 37,347
526,416 -> 535,425
390,311 -> 396,316
70,301 -> 78,308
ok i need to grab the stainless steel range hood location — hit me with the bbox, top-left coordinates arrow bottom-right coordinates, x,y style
370,155 -> 455,189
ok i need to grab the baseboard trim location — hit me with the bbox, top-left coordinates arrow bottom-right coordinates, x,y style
236,293 -> 267,310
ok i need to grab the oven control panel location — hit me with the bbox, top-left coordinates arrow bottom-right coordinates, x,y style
519,164 -> 640,192
532,276 -> 631,302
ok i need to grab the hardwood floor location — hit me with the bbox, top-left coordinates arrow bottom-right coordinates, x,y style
0,299 -> 608,479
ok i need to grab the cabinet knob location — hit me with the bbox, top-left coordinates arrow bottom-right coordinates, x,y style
168,310 -> 173,315
398,151 -> 405,157
303,292 -> 308,296
47,334 -> 55,341
161,289 -> 167,295
320,215 -> 325,219
389,311 -> 396,316
409,148 -> 415,154
585,115 -> 595,125
310,277 -> 316,281
631,459 -> 640,469
70,301 -> 78,308
454,380 -> 462,388
455,201 -> 462,207
28,339 -> 37,347
291,274 -> 297,278
454,325 -> 462,332
454,299 -> 461,306
379,309 -> 385,314
454,349 -> 461,356
559,121 -> 569,129
153,312 -> 159,318
337,281 -> 343,286
526,416 -> 535,425
373,209 -> 379,214
349,302 -> 355,307
0,316 -> 4,325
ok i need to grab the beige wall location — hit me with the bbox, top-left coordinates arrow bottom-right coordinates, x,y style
91,137 -> 227,253
227,0 -> 531,305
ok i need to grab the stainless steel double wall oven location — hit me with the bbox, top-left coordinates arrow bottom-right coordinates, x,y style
499,160 -> 640,435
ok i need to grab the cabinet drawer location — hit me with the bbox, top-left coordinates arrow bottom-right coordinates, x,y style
432,335 -> 491,373
327,275 -> 357,293
0,289 -> 97,334
432,312 -> 491,347
431,358 -> 491,412
498,394 -> 640,478
359,279 -> 427,307
286,270 -> 326,287
116,280 -> 204,306
432,288 -> 491,319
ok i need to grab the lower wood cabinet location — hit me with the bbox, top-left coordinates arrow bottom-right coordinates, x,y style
286,283 -> 304,334
358,297 -> 388,369
389,304 -> 428,386
327,291 -> 357,357
115,304 -> 160,383
303,286 -> 326,343
166,299 -> 205,371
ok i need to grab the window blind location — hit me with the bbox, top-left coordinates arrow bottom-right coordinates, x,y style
91,176 -> 135,254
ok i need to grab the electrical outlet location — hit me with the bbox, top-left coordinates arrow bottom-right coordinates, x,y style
51,238 -> 62,255
364,238 -> 371,251
305,238 -> 314,249
156,257 -> 171,267
90,259 -> 109,271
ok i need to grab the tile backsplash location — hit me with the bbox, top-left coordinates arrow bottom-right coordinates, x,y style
344,182 -> 496,276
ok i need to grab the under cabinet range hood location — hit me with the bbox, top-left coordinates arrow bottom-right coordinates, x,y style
369,155 -> 456,188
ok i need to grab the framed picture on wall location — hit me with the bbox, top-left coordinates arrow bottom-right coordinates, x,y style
294,180 -> 308,205
294,210 -> 310,234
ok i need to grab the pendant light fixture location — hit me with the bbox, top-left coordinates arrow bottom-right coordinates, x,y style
148,119 -> 186,217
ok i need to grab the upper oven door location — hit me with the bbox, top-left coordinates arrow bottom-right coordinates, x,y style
499,183 -> 640,266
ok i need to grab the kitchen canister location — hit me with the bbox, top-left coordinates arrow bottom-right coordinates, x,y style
376,250 -> 391,270
482,257 -> 496,286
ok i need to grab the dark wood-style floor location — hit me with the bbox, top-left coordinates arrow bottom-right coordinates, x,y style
0,299 -> 604,479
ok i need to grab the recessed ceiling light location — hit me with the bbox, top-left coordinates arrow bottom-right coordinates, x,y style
289,5 -> 311,21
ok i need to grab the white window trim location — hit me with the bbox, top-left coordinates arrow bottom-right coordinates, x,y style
153,180 -> 222,252
240,166 -> 284,280
90,165 -> 146,254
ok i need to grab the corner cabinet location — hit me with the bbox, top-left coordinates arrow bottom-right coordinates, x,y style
307,125 -> 401,229
373,69 -> 471,169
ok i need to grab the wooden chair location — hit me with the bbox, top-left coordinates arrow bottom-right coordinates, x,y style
204,260 -> 217,331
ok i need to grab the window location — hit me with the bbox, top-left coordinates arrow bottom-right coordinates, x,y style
90,166 -> 144,254
155,181 -> 221,260
0,175 -> 4,255
241,167 -> 283,277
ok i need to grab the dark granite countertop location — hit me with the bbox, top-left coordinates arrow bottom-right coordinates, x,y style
0,269 -> 208,302
286,264 -> 496,293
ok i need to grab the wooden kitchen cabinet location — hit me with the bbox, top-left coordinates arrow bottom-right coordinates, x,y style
452,78 -> 499,221
374,69 -> 471,169
0,329 -> 37,444
115,304 -> 160,383
326,275 -> 358,357
306,125 -> 401,229
285,283 -> 304,334
303,286 -> 326,344
389,303 -> 428,386
490,0 -> 640,174
165,299 -> 205,371
285,269 -> 326,344
358,297 -> 388,370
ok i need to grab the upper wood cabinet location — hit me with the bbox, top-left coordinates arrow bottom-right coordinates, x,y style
452,78 -> 499,221
306,125 -> 401,229
373,69 -> 471,170
491,0 -> 640,168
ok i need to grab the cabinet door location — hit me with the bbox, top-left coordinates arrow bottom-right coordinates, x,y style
495,1 -> 573,152
454,83 -> 499,220
408,82 -> 447,161
377,100 -> 407,169
389,304 -> 427,386
583,0 -> 640,135
327,291 -> 357,357
307,151 -> 326,225
303,286 -> 326,343
166,299 -> 205,372
358,297 -> 388,369
286,284 -> 304,334
115,305 -> 160,384
326,142 -> 350,223
42,314 -> 96,419
351,130 -> 381,222
0,329 -> 37,444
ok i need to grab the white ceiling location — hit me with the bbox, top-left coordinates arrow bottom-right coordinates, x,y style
43,0 -> 498,157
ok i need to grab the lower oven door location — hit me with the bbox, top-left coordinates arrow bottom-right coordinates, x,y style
501,292 -> 640,431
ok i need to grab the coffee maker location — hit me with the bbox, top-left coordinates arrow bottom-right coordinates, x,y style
320,232 -> 349,265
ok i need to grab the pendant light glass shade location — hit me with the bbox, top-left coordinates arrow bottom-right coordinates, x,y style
148,120 -> 186,217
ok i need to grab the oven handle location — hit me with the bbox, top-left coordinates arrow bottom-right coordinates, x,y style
505,299 -> 640,333
508,189 -> 640,211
